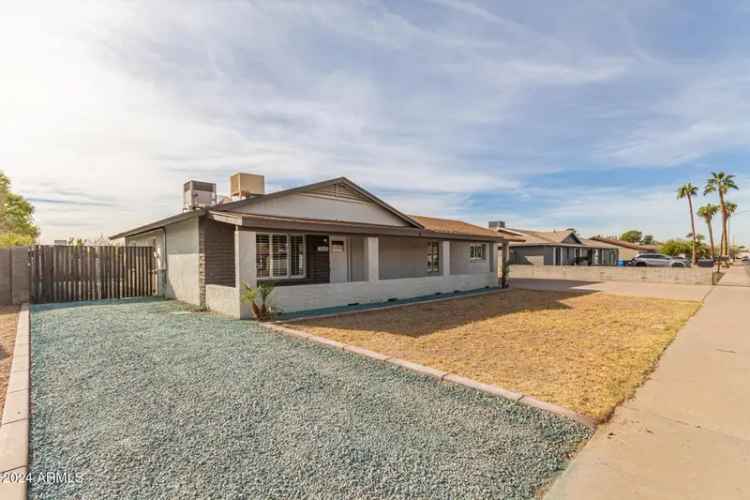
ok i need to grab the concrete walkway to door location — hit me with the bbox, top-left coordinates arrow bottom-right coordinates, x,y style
545,285 -> 750,500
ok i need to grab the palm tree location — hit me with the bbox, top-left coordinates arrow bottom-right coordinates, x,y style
704,172 -> 739,260
697,203 -> 720,262
677,183 -> 699,264
726,201 -> 738,257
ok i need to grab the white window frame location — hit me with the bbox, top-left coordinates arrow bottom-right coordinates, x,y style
470,243 -> 487,261
256,232 -> 306,280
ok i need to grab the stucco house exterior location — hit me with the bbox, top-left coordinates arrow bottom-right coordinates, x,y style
111,175 -> 523,318
588,236 -> 658,261
502,228 -> 620,266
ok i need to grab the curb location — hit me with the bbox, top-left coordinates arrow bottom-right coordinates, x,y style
0,303 -> 30,500
264,321 -> 596,429
275,287 -> 511,324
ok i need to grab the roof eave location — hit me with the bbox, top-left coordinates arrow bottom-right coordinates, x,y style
109,210 -> 204,240
210,211 -> 513,241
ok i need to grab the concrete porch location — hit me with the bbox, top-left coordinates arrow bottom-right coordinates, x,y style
205,228 -> 501,318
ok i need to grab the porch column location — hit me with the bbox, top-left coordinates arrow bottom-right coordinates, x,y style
365,236 -> 379,282
235,227 -> 256,319
490,241 -> 498,274
441,240 -> 451,276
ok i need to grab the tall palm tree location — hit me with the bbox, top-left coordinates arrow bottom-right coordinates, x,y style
677,182 -> 699,264
726,201 -> 738,257
697,203 -> 720,262
704,172 -> 739,260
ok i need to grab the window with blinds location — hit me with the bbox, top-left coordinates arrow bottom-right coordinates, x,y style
256,233 -> 305,280
427,241 -> 440,273
290,235 -> 305,277
257,234 -> 270,278
271,234 -> 288,277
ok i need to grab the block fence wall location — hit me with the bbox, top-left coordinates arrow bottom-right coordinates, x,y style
509,264 -> 718,286
0,247 -> 30,305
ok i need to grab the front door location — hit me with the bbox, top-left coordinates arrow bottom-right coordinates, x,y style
330,236 -> 349,283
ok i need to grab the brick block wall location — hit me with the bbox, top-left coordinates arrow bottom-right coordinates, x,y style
204,220 -> 236,287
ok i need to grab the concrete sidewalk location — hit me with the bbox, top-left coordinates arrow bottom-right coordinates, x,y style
717,264 -> 750,287
513,278 -> 711,301
545,285 -> 750,500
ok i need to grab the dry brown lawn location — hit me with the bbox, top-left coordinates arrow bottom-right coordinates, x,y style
286,289 -> 700,422
0,305 -> 19,412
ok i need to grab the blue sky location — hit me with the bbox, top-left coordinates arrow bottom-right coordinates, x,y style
2,1 -> 749,244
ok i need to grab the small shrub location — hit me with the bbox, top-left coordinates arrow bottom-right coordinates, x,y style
241,282 -> 276,320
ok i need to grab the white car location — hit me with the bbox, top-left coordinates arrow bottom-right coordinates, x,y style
631,253 -> 689,268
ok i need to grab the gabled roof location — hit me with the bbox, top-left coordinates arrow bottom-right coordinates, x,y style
579,237 -> 621,249
507,228 -> 584,246
111,177 -> 519,242
214,177 -> 424,229
412,215 -> 525,241
589,236 -> 659,252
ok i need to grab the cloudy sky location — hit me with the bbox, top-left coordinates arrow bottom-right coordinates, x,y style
2,1 -> 750,244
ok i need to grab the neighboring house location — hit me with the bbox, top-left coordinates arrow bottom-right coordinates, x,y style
588,236 -> 659,261
111,174 -> 523,318
501,227 -> 620,266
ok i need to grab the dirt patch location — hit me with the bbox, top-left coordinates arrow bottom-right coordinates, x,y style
286,289 -> 700,422
0,305 -> 20,411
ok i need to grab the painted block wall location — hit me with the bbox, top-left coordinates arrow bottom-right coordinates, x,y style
510,264 -> 717,285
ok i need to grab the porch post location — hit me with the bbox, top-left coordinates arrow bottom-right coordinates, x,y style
441,240 -> 450,276
490,241 -> 498,274
365,236 -> 379,282
235,227 -> 256,319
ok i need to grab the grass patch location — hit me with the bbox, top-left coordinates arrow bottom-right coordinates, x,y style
286,289 -> 700,422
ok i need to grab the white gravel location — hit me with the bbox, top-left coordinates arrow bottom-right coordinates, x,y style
30,299 -> 590,499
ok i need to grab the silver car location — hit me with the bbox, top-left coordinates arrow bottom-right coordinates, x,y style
631,253 -> 689,268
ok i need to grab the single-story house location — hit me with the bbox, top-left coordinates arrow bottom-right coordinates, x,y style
111,174 -> 523,318
499,227 -> 620,266
588,236 -> 659,261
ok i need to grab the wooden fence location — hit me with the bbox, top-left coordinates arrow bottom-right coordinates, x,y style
30,245 -> 156,304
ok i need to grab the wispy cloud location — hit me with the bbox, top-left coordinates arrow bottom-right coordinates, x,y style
1,1 -> 749,244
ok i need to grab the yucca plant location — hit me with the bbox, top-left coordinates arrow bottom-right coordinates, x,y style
241,281 -> 276,320
501,260 -> 511,288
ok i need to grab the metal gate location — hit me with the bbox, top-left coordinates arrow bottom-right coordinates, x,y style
29,245 -> 156,304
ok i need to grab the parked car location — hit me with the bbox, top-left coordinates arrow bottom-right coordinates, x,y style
630,253 -> 690,268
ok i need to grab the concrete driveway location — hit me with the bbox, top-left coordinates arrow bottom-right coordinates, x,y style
513,278 -> 712,301
545,285 -> 750,499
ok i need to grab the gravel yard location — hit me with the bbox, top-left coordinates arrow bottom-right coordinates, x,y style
30,299 -> 590,499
